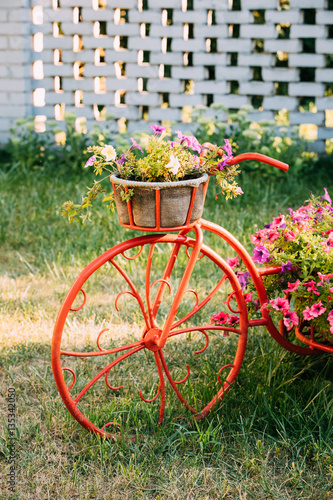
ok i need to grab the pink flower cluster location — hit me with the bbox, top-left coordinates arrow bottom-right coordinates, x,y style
303,301 -> 327,321
250,194 -> 333,262
212,311 -> 240,327
213,190 -> 333,341
174,130 -> 202,153
269,298 -> 299,328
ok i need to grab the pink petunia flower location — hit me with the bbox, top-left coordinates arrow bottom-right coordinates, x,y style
284,231 -> 296,241
250,230 -> 267,246
298,220 -> 312,232
283,279 -> 300,294
226,256 -> 239,268
321,187 -> 332,205
129,137 -> 143,153
189,136 -> 202,153
270,297 -> 290,313
267,229 -> 280,242
244,292 -> 253,303
317,272 -> 333,282
149,124 -> 166,134
327,310 -> 333,325
228,316 -> 240,326
309,301 -> 327,318
303,306 -> 314,321
213,311 -> 229,325
222,138 -> 233,158
322,233 -> 333,253
272,214 -> 286,228
174,130 -> 191,146
283,310 -> 299,328
84,155 -> 96,168
302,281 -> 320,295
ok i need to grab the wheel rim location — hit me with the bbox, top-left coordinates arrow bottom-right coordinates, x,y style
52,233 -> 248,437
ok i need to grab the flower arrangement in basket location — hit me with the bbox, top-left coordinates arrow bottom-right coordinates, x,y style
224,189 -> 333,346
62,125 -> 242,227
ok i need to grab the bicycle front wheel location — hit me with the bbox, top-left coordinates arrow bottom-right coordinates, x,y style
52,232 -> 248,436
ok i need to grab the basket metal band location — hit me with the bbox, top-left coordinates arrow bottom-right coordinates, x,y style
110,173 -> 208,190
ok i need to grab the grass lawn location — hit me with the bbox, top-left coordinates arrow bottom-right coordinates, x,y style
0,164 -> 332,499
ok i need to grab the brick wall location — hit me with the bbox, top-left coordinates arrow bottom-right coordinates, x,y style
0,0 -> 32,140
1,0 -> 333,150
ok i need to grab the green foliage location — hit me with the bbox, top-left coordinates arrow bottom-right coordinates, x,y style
4,106 -> 328,182
192,104 -> 319,178
4,113 -> 118,174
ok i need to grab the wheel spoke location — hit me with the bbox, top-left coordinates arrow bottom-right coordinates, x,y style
74,345 -> 144,404
60,338 -> 145,357
170,274 -> 228,330
110,257 -> 150,329
169,324 -> 242,339
145,243 -> 156,327
159,350 -> 196,414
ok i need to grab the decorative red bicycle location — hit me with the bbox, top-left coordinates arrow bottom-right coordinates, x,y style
52,150 -> 329,438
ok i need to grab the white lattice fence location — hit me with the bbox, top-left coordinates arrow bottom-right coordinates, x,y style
0,0 -> 333,148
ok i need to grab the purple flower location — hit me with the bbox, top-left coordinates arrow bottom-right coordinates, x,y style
217,160 -> 226,170
129,137 -> 143,153
189,136 -> 202,153
321,188 -> 332,205
216,139 -> 233,170
279,260 -> 292,274
168,140 -> 176,148
174,130 -> 191,147
253,246 -> 271,264
238,271 -> 250,290
117,154 -> 128,165
84,155 -> 96,168
236,186 -> 244,194
222,138 -> 233,158
287,208 -> 294,216
149,124 -> 166,134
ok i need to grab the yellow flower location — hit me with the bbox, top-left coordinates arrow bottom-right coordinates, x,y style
101,145 -> 117,161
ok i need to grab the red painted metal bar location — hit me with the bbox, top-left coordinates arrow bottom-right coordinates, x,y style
295,326 -> 333,353
111,257 -> 151,329
155,189 -> 161,230
159,350 -> 197,414
146,244 -> 157,328
227,152 -> 289,171
156,224 -> 204,349
201,142 -> 289,171
125,186 -> 134,226
258,265 -> 282,276
185,186 -> 198,226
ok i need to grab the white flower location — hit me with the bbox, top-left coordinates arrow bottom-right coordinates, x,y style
101,145 -> 117,161
166,154 -> 180,175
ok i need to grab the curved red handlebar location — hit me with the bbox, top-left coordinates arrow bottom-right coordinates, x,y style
226,153 -> 289,171
200,142 -> 289,171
